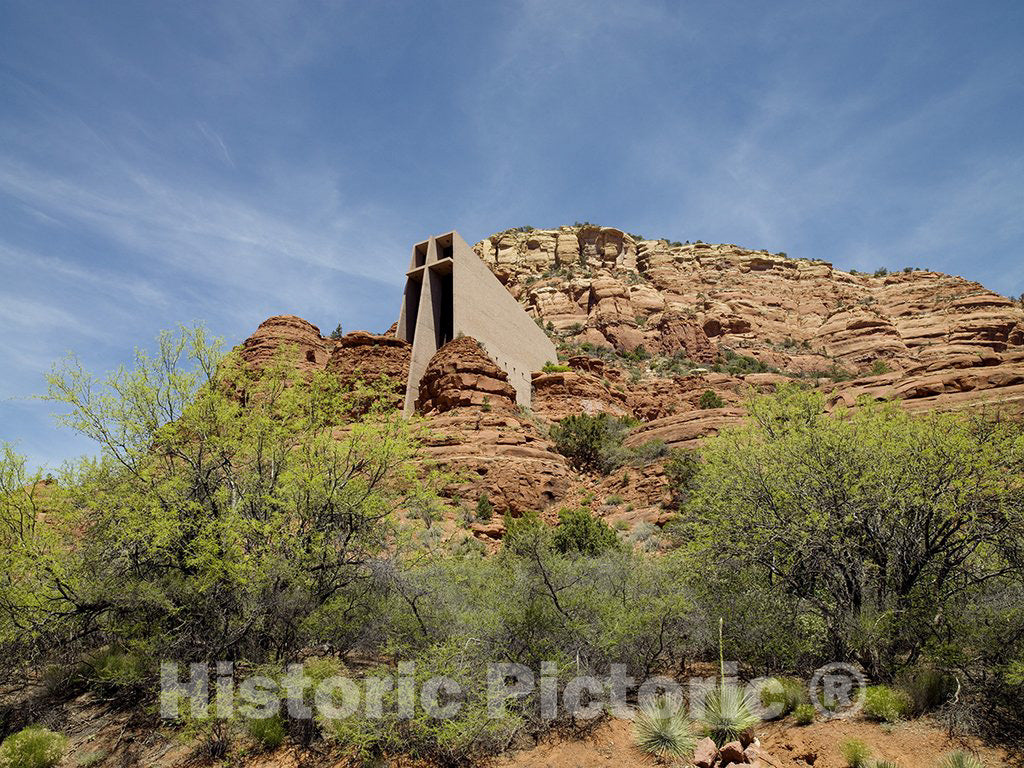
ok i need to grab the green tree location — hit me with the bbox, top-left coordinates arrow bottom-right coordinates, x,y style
1,327 -> 436,669
676,386 -> 1024,677
551,507 -> 619,556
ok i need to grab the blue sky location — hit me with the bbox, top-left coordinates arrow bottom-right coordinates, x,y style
1,0 -> 1022,469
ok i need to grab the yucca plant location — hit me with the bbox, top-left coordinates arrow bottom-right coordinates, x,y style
703,684 -> 760,746
701,619 -> 760,746
632,696 -> 696,760
937,751 -> 984,768
840,738 -> 871,768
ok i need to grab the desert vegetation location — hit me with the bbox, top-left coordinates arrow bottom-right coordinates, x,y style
1,328 -> 1022,765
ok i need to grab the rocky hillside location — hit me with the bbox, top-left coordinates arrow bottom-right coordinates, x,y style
237,225 -> 1024,539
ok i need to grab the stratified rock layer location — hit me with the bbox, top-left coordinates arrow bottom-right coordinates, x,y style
475,227 -> 1024,414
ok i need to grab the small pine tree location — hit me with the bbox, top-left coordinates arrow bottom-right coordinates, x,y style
475,493 -> 494,522
699,390 -> 725,409
329,324 -> 344,340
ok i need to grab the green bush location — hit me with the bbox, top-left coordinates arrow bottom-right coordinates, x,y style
793,703 -> 815,725
552,507 -> 619,556
699,390 -> 725,409
759,676 -> 808,717
82,646 -> 147,694
321,641 -> 520,766
549,412 -> 634,474
76,750 -> 108,767
664,449 -> 699,509
0,727 -> 67,768
475,493 -> 494,522
245,714 -> 285,751
712,349 -> 776,375
862,685 -> 911,722
840,738 -> 872,768
622,439 -> 667,467
936,751 -> 984,768
901,667 -> 956,714
673,386 -> 1024,696
542,362 -> 571,373
632,697 -> 695,759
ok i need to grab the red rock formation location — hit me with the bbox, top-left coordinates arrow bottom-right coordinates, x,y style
327,331 -> 410,406
474,227 -> 1024,414
531,369 -> 631,421
231,225 -> 1024,539
416,336 -> 517,414
421,410 -> 573,518
239,315 -> 330,371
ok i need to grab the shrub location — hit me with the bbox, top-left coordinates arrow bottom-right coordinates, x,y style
542,362 -> 571,373
793,703 -> 815,725
552,507 -> 619,556
632,696 -> 695,760
699,390 -> 725,409
675,386 -> 1024,690
873,267 -> 889,277
475,493 -> 494,522
664,449 -> 699,509
702,685 -> 760,747
840,738 -> 872,768
549,412 -> 634,474
869,360 -> 891,376
759,676 -> 808,717
13,327 -> 439,667
76,750 -> 108,767
82,647 -> 147,695
875,762 -> 902,768
621,439 -> 667,467
245,714 -> 285,751
937,752 -> 984,768
712,349 -> 776,375
0,727 -> 67,768
329,324 -> 344,340
321,641 -> 520,766
901,667 -> 956,714
863,685 -> 911,722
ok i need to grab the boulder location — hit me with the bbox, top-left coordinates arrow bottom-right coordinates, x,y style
693,736 -> 719,768
719,740 -> 747,764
